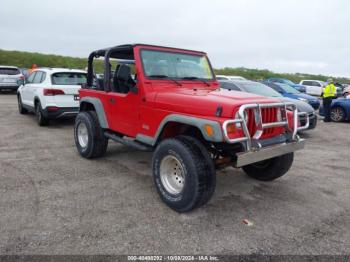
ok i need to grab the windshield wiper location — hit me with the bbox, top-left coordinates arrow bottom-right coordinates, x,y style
181,76 -> 210,86
148,75 -> 182,86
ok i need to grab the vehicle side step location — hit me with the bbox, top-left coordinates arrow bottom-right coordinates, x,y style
104,131 -> 153,152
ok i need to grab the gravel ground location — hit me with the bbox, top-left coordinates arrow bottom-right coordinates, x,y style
0,93 -> 349,255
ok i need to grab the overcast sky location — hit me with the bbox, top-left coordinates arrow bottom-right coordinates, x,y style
1,0 -> 349,77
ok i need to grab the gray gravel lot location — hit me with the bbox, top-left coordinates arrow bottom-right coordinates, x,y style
0,93 -> 349,255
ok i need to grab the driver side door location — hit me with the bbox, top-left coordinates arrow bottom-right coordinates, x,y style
106,65 -> 141,137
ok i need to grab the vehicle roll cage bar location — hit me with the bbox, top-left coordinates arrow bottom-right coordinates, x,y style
86,45 -> 134,91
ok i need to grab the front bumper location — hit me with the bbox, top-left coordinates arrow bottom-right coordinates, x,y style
234,139 -> 305,167
0,84 -> 19,90
42,107 -> 79,119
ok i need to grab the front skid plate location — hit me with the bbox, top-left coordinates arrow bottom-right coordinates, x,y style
234,139 -> 306,167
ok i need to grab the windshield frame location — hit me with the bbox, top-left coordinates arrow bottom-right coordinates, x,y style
139,48 -> 215,81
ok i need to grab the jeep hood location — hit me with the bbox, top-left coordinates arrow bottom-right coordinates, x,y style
154,88 -> 281,118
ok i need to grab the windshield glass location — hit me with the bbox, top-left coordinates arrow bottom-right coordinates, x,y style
281,79 -> 295,85
52,72 -> 87,85
140,49 -> 214,80
276,83 -> 300,94
238,82 -> 283,97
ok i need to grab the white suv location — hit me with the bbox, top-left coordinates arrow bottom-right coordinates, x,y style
17,68 -> 87,126
0,66 -> 24,91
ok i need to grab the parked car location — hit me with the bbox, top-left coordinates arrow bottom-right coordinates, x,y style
219,80 -> 317,130
263,81 -> 320,110
299,79 -> 342,97
266,77 -> 306,92
17,68 -> 87,126
0,65 -> 24,92
74,44 -> 307,212
216,75 -> 246,81
319,98 -> 350,122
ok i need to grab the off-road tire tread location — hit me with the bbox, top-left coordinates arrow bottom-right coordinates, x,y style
153,137 -> 215,212
176,136 -> 216,207
75,111 -> 108,158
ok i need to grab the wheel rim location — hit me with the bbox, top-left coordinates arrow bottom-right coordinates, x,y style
331,108 -> 344,122
160,155 -> 185,195
77,122 -> 89,148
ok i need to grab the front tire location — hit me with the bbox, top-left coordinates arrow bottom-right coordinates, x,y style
330,106 -> 345,122
74,111 -> 108,158
17,95 -> 28,114
35,101 -> 49,126
152,136 -> 216,212
242,153 -> 294,181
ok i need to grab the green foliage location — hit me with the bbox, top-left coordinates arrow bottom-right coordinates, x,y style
1,49 -> 349,83
0,49 -> 104,73
214,67 -> 350,84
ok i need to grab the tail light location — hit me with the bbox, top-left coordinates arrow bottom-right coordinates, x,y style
47,106 -> 59,112
43,88 -> 65,96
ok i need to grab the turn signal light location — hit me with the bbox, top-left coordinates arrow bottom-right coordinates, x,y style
226,123 -> 236,134
43,88 -> 65,96
204,124 -> 214,137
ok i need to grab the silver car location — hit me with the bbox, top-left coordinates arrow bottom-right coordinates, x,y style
0,66 -> 23,91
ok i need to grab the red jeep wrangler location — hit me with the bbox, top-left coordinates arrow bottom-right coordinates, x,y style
75,44 -> 307,212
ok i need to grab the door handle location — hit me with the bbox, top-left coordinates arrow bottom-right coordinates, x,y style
109,98 -> 116,104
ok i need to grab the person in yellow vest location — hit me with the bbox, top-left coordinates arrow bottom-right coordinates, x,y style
322,78 -> 337,122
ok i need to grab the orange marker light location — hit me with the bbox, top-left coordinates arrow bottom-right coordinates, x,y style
226,123 -> 236,134
204,124 -> 214,137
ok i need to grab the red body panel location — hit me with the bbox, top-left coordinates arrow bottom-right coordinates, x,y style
80,45 -> 286,140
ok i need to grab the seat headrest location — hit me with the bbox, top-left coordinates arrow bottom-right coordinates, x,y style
117,64 -> 131,82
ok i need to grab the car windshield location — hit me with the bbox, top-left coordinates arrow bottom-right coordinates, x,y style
52,72 -> 87,85
276,83 -> 300,94
281,79 -> 295,85
140,49 -> 214,80
0,68 -> 20,75
238,82 -> 283,97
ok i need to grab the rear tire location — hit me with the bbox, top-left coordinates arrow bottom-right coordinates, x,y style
35,101 -> 49,126
152,136 -> 216,212
74,111 -> 108,158
330,106 -> 345,122
17,95 -> 28,114
242,153 -> 294,181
